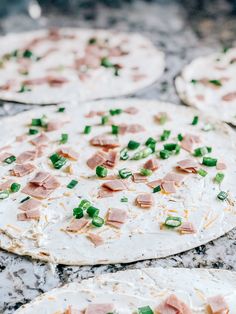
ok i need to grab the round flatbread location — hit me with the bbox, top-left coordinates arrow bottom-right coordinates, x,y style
175,47 -> 236,125
0,28 -> 164,104
0,99 -> 236,265
14,267 -> 235,313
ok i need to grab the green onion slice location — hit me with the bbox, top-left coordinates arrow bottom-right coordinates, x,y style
140,168 -> 152,176
119,168 -> 132,179
159,149 -> 170,159
153,185 -> 161,193
131,147 -> 152,160
28,128 -> 39,135
120,148 -> 129,160
197,168 -> 208,177
214,172 -> 224,184
78,199 -> 91,210
217,191 -> 228,201
20,196 -> 30,203
177,133 -> 183,141
60,133 -> 68,144
121,196 -> 128,202
4,155 -> 16,164
0,190 -> 9,200
164,216 -> 182,228
92,216 -> 104,227
67,180 -> 78,189
10,182 -> 21,193
138,306 -> 154,314
73,207 -> 84,219
84,125 -> 91,134
194,146 -> 212,157
128,140 -> 140,150
160,130 -> 171,141
96,166 -> 108,178
209,79 -> 222,86
191,115 -> 199,125
49,153 -> 67,169
202,157 -> 217,167
57,107 -> 65,112
109,108 -> 122,116
101,115 -> 109,125
111,125 -> 119,135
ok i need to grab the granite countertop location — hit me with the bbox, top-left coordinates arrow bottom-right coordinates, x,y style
0,0 -> 236,313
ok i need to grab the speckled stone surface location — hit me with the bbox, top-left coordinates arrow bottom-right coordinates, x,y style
0,1 -> 236,313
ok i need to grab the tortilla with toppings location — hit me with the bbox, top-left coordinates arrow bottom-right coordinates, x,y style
14,267 -> 235,313
175,47 -> 236,125
0,99 -> 236,265
0,28 -> 164,104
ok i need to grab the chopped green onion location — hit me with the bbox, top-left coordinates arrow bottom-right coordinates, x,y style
202,157 -> 217,167
160,130 -> 171,141
131,147 -> 152,160
101,57 -> 113,68
191,115 -> 199,125
31,116 -> 47,127
209,79 -> 222,87
18,84 -> 31,93
191,79 -> 198,84
60,133 -> 68,144
49,153 -> 67,169
223,47 -> 229,53
101,115 -> 109,125
197,168 -> 208,177
23,49 -> 33,58
202,123 -> 214,132
84,125 -> 91,134
10,182 -> 21,192
145,137 -> 156,146
138,306 -> 154,314
92,216 -> 104,227
4,155 -> 16,164
28,128 -> 39,135
140,168 -> 152,176
217,191 -> 228,201
87,206 -> 99,218
67,180 -> 78,189
214,172 -> 224,184
159,149 -> 170,159
20,196 -> 30,203
78,199 -> 91,210
73,207 -> 84,219
194,146 -> 212,157
119,168 -> 132,179
0,190 -> 9,200
153,185 -> 161,193
121,196 -> 128,202
96,166 -> 108,178
109,108 -> 122,116
120,148 -> 129,160
177,133 -> 183,141
127,140 -> 140,150
88,37 -> 97,44
163,143 -> 178,151
111,125 -> 119,135
164,216 -> 182,228
57,107 -> 65,112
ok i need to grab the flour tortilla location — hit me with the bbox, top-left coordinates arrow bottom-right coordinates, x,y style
14,267 -> 236,313
175,47 -> 236,125
0,28 -> 164,104
0,99 -> 236,265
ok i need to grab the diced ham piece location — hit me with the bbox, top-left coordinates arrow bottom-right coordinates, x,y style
143,158 -> 159,171
23,76 -> 69,87
132,73 -> 147,81
17,209 -> 40,221
216,162 -> 227,170
124,106 -> 139,114
85,110 -> 106,118
90,135 -> 120,148
42,175 -> 60,190
16,134 -> 27,142
66,218 -> 90,232
177,159 -> 199,173
87,233 -> 104,246
181,134 -> 201,153
16,150 -> 37,164
136,193 -> 154,208
163,172 -> 185,186
30,171 -> 50,186
156,294 -> 192,314
102,180 -> 129,191
147,179 -> 162,188
47,120 -> 64,132
179,222 -> 196,234
58,147 -> 79,160
102,150 -> 118,169
36,144 -> 47,157
162,181 -> 176,194
87,151 -> 108,170
207,295 -> 229,314
85,303 -> 115,314
0,179 -> 14,191
98,187 -> 114,198
30,133 -> 49,146
132,173 -> 148,183
0,152 -> 13,162
222,92 -> 236,101
22,184 -> 52,199
118,123 -> 145,134
10,163 -> 36,177
107,208 -> 127,224
19,198 -> 41,211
